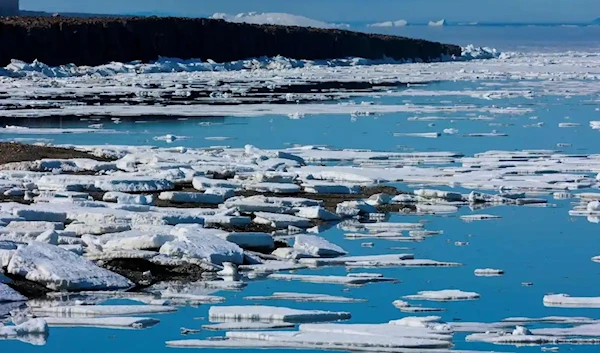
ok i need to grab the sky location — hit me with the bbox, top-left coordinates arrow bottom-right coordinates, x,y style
20,0 -> 600,23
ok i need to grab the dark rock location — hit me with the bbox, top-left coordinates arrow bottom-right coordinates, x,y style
0,16 -> 461,66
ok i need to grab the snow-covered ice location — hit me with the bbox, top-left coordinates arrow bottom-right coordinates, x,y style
208,305 -> 351,322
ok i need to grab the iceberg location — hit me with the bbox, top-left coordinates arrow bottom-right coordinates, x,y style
368,20 -> 408,27
244,292 -> 366,303
404,289 -> 480,301
428,19 -> 446,27
208,305 -> 351,323
42,316 -> 160,329
32,305 -> 176,317
293,234 -> 347,257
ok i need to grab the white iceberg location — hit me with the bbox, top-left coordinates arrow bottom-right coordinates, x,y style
244,292 -> 366,303
404,289 -> 480,301
208,305 -> 351,323
543,293 -> 600,308
293,234 -> 347,257
31,305 -> 176,317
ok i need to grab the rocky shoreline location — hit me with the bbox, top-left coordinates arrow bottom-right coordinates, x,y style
0,16 -> 461,66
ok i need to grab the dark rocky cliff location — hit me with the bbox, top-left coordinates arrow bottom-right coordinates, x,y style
0,16 -> 461,66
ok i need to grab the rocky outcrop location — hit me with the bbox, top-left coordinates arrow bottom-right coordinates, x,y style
0,16 -> 461,66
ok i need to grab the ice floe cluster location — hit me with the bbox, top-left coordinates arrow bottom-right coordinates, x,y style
0,142 -> 599,349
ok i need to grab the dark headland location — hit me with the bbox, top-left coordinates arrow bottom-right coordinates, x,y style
0,16 -> 461,66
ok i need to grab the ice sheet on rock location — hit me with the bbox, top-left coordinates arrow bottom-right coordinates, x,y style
192,176 -> 241,191
244,292 -> 366,303
303,182 -> 361,194
103,192 -> 154,205
31,305 -> 176,317
219,232 -> 274,249
244,182 -> 301,194
7,242 -> 133,291
253,212 -> 311,228
208,305 -> 351,323
0,283 -> 26,303
543,293 -> 600,308
293,234 -> 347,257
268,273 -> 396,285
203,322 -> 295,331
295,207 -> 340,221
64,222 -> 131,236
94,177 -> 174,192
42,316 -> 160,329
160,230 -> 244,265
85,250 -> 159,261
90,230 -> 176,251
158,191 -> 224,205
404,290 -> 480,301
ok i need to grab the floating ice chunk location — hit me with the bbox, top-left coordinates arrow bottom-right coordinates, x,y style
336,200 -> 378,217
300,254 -> 413,267
393,300 -> 444,313
475,268 -> 504,276
394,132 -> 440,138
460,214 -> 501,221
253,212 -> 311,228
360,222 -> 424,231
159,230 -> 244,265
244,292 -> 366,303
587,201 -> 600,212
404,290 -> 480,301
559,123 -> 581,128
208,305 -> 351,323
465,132 -> 508,137
103,192 -> 154,205
532,323 -> 600,336
7,242 -> 133,291
64,222 -> 131,236
43,316 -> 159,329
346,259 -> 460,268
268,273 -> 395,285
443,128 -> 459,135
240,260 -> 307,273
543,294 -> 600,308
32,305 -> 176,317
153,134 -> 188,142
158,191 -> 223,205
465,330 -> 596,345
225,330 -> 450,349
365,193 -> 393,206
303,182 -> 361,195
219,232 -> 274,249
0,283 -> 26,302
271,247 -> 313,260
416,204 -> 459,214
503,316 -> 598,324
295,207 -> 340,221
415,189 -> 463,201
0,319 -> 48,338
298,322 -> 452,341
203,322 -> 295,331
293,234 -> 347,257
34,230 -> 59,245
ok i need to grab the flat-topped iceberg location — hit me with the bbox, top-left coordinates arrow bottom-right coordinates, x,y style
208,305 -> 351,322
293,234 -> 347,257
404,290 -> 480,301
31,305 -> 176,317
543,293 -> 600,308
42,316 -> 160,329
244,292 -> 366,303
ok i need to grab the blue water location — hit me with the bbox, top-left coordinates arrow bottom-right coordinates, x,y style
2,26 -> 600,353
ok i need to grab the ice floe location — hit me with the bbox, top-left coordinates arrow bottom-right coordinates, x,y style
208,305 -> 351,323
404,290 -> 480,301
543,293 -> 600,308
244,292 -> 366,303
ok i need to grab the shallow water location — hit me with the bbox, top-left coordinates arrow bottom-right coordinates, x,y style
2,26 -> 600,353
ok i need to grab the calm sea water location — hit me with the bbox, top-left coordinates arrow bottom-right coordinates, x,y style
2,26 -> 600,353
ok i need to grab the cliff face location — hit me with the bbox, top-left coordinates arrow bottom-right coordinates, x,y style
0,16 -> 461,66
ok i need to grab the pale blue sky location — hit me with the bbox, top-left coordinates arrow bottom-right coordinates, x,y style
20,0 -> 600,23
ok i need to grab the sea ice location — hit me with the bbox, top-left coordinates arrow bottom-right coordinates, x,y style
31,305 -> 176,317
293,234 -> 347,257
208,305 -> 351,322
404,290 -> 480,301
42,316 -> 160,329
268,273 -> 396,285
474,268 -> 504,276
159,230 -> 244,265
0,283 -> 26,302
543,293 -> 600,308
203,322 -> 295,330
244,292 -> 366,303
253,212 -> 312,228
